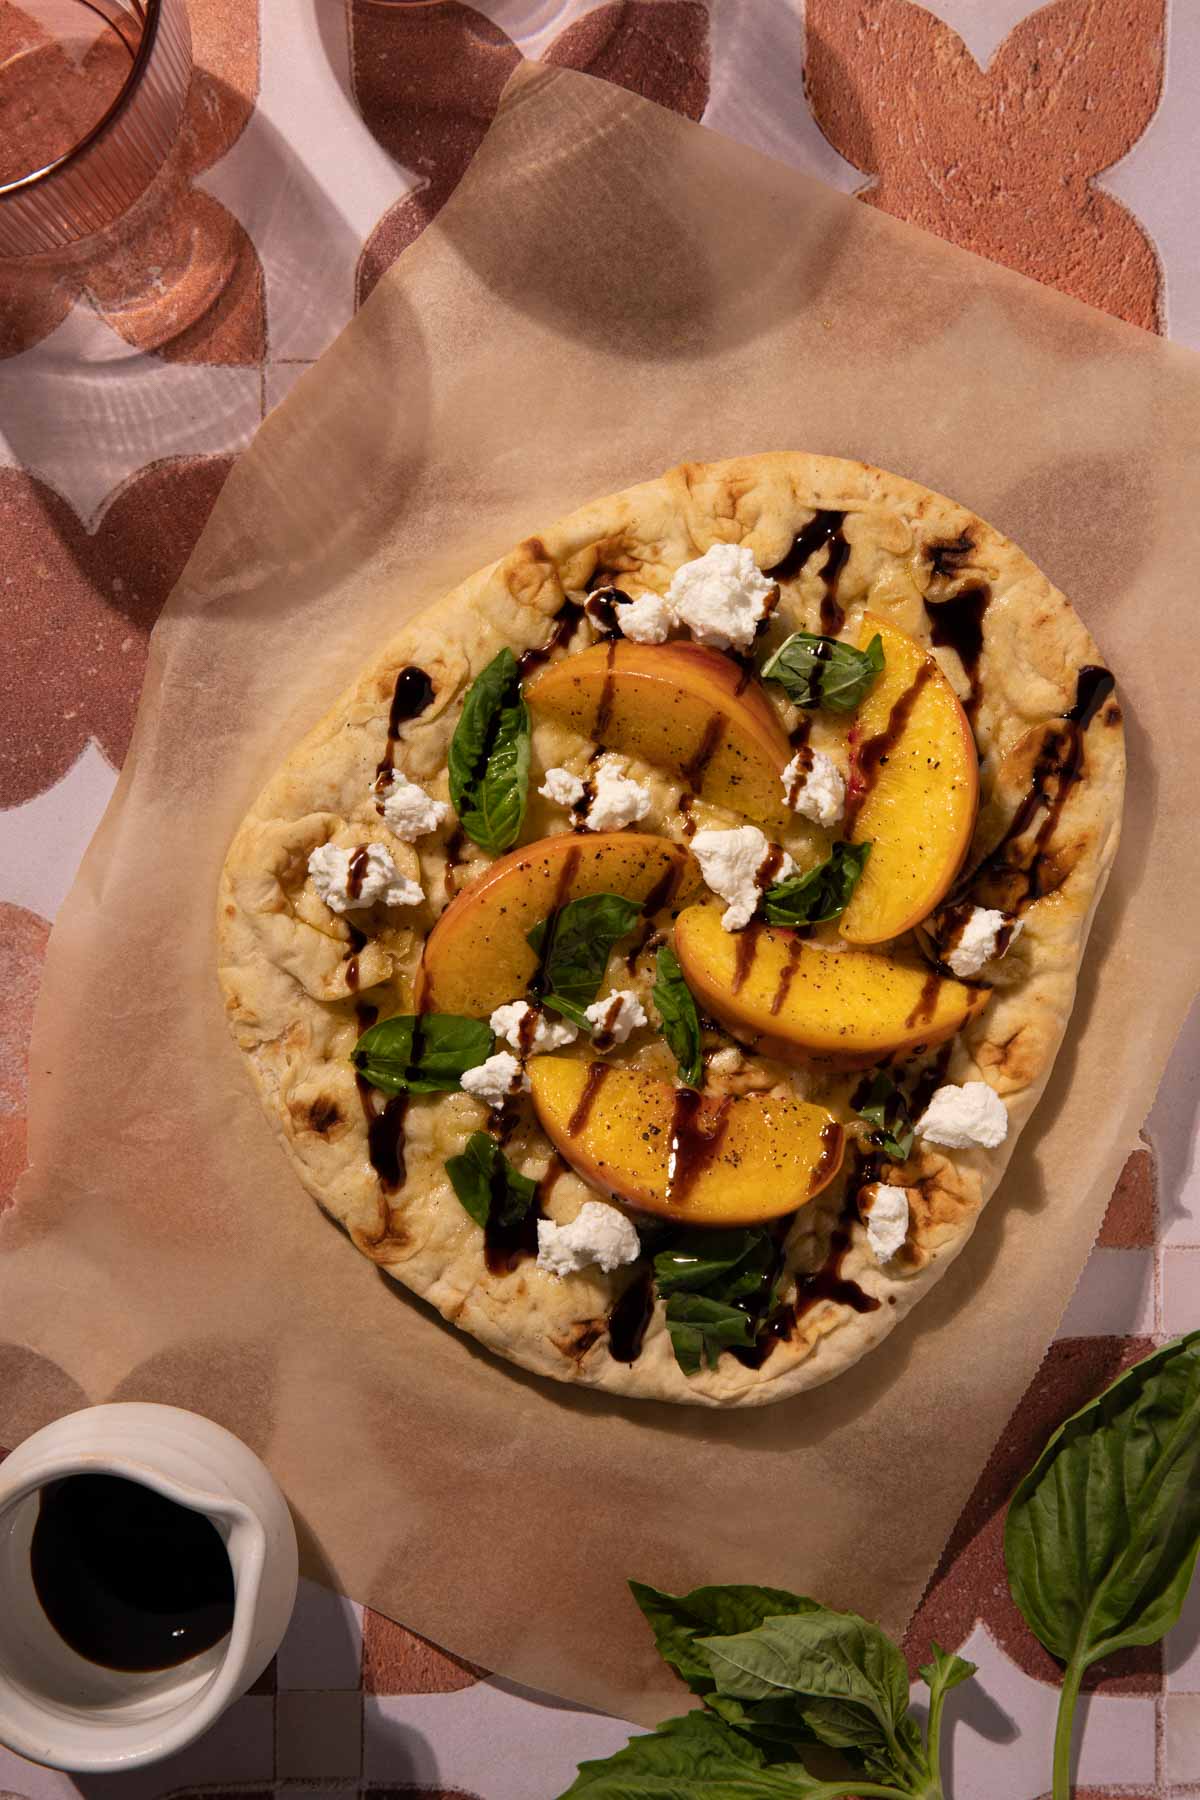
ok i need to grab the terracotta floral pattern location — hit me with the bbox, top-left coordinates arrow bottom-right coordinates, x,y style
804,0 -> 1165,331
0,457 -> 232,809
349,0 -> 711,308
0,0 -> 262,364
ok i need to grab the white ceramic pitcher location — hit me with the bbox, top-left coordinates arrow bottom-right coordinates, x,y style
0,1402 -> 298,1772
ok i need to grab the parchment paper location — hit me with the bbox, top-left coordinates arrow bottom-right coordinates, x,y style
3,65 -> 1199,1727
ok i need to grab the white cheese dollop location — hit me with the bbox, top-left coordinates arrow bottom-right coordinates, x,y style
861,1183 -> 910,1262
538,761 -> 651,831
537,1201 -> 641,1277
691,825 -> 795,931
585,989 -> 648,1046
488,1001 -> 578,1053
665,543 -> 776,651
376,771 -> 448,840
944,907 -> 1023,979
617,591 -> 674,644
538,767 -> 585,810
586,761 -> 653,831
782,748 -> 846,828
307,842 -> 423,914
460,1051 -> 529,1107
916,1081 -> 1008,1150
707,1047 -> 744,1076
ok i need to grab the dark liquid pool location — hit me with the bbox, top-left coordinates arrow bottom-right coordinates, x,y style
30,1474 -> 235,1672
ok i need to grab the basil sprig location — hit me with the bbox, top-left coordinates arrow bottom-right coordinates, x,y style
1006,1330 -> 1200,1799
564,1580 -> 975,1798
448,648 -> 530,853
853,1071 -> 914,1162
351,1014 -> 493,1094
564,1335 -> 1200,1800
652,945 -> 703,1087
761,630 -> 884,712
654,1228 -> 782,1375
527,892 -> 642,1025
445,1132 -> 537,1231
763,842 -> 870,927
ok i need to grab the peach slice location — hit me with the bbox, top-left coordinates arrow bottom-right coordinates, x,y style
528,1055 -> 844,1226
675,903 -> 987,1068
415,831 -> 700,1017
525,641 -> 794,830
839,614 -> 978,944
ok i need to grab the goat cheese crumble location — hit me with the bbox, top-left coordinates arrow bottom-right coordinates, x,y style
665,543 -> 776,652
691,825 -> 795,930
536,1201 -> 641,1277
489,1001 -> 578,1054
307,842 -> 423,914
861,1183 -> 910,1262
617,591 -> 674,644
460,1051 -> 529,1107
376,771 -> 448,840
585,989 -> 647,1046
539,760 -> 652,831
782,748 -> 846,828
916,1081 -> 1008,1149
944,907 -> 1023,979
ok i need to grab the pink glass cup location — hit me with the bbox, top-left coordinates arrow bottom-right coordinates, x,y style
0,0 -> 191,257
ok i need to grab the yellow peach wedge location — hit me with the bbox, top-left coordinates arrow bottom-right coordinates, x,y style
839,613 -> 978,944
415,831 -> 701,1017
674,903 -> 987,1069
524,640 -> 794,831
528,1056 -> 844,1226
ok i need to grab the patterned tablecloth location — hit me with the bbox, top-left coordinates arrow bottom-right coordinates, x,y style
1,3 -> 1199,1796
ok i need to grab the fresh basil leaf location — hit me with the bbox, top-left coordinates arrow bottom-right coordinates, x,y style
1005,1330 -> 1200,1668
351,1014 -> 493,1094
665,1293 -> 755,1374
559,1710 -> 843,1798
653,1229 -> 775,1301
763,843 -> 870,928
527,892 -> 642,1009
448,648 -> 530,853
652,944 -> 703,1087
853,1071 -> 914,1163
541,992 -> 593,1032
918,1641 -> 976,1699
700,1610 -> 913,1763
629,1581 -> 821,1700
444,1132 -> 537,1232
760,632 -> 884,713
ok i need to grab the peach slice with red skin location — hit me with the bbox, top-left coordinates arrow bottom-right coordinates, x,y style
528,1055 -> 844,1226
674,903 -> 987,1069
524,640 -> 794,831
839,613 -> 978,944
415,831 -> 702,1017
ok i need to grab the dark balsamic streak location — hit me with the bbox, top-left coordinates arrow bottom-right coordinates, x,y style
516,600 -> 587,680
608,1267 -> 655,1364
927,583 -> 990,717
767,509 -> 849,635
682,713 -> 725,788
844,663 -> 934,831
346,845 -> 369,901
810,1121 -> 844,1192
375,665 -> 436,784
566,1062 -> 610,1137
666,1088 -> 733,1205
769,934 -> 805,1016
1065,665 -> 1115,730
794,1226 -> 881,1319
732,921 -> 763,995
593,638 -> 619,742
904,971 -> 941,1030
